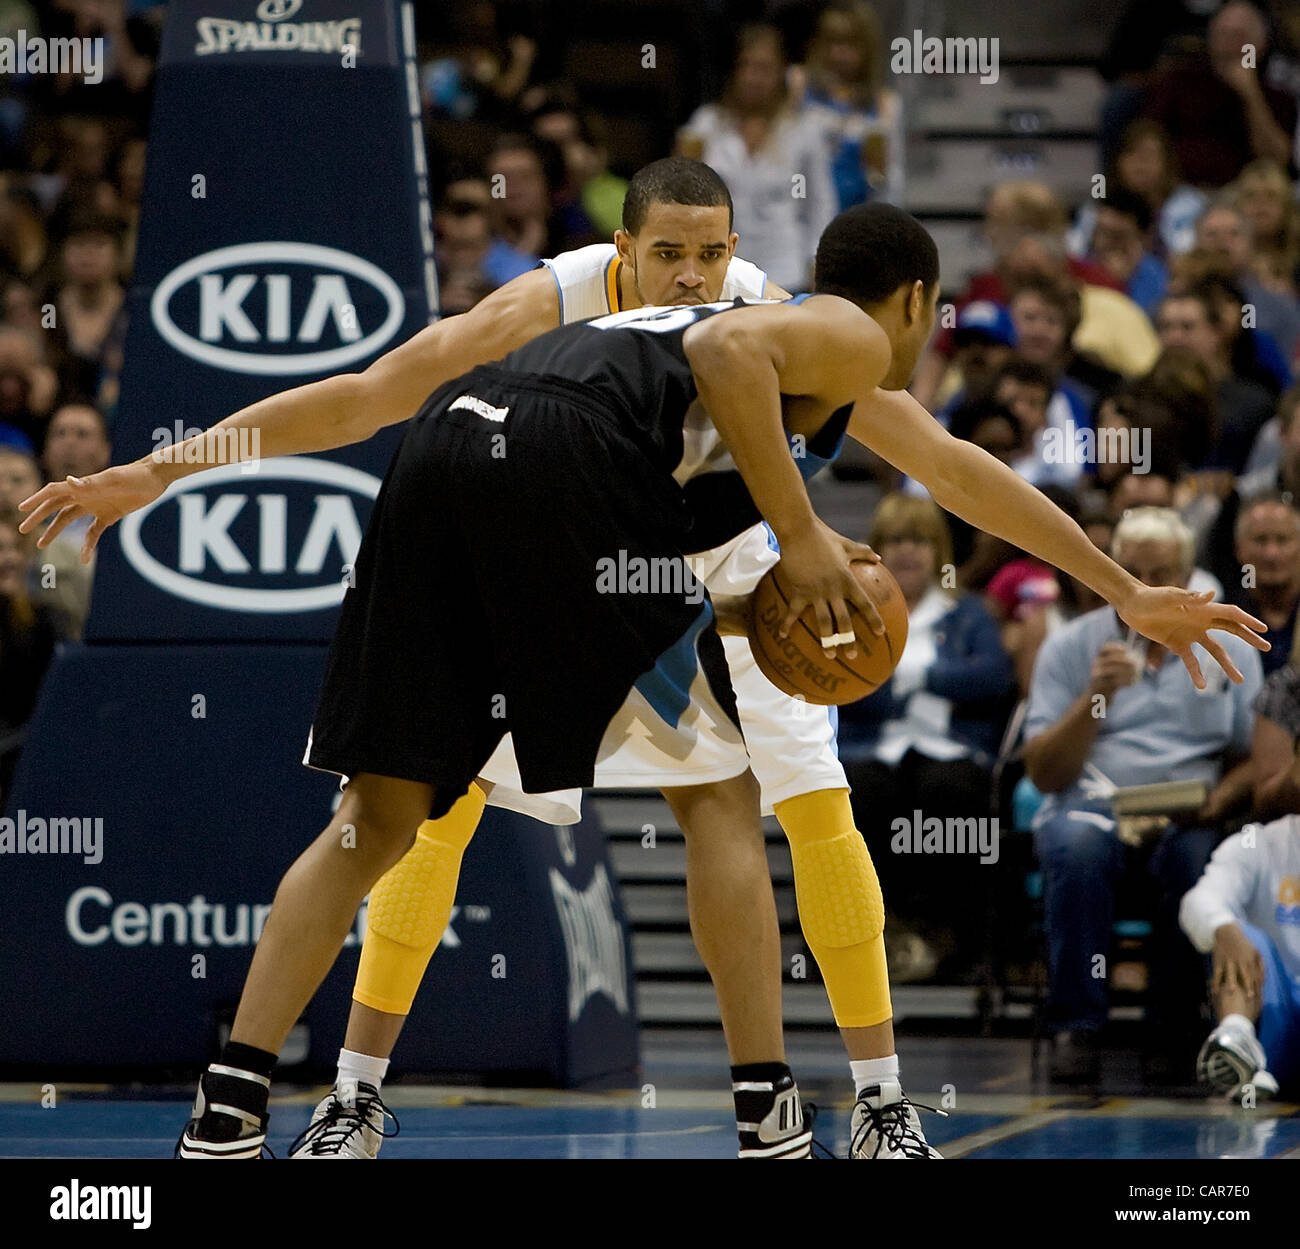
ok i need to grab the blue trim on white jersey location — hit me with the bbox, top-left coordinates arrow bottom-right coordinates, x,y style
797,449 -> 830,480
538,258 -> 566,323
796,442 -> 846,481
635,602 -> 713,730
778,293 -> 846,479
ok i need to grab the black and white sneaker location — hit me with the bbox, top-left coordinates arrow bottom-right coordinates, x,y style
289,1080 -> 399,1159
850,1079 -> 944,1159
735,1073 -> 813,1159
175,1065 -> 271,1159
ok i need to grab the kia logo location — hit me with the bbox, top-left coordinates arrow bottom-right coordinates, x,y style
256,0 -> 303,21
150,242 -> 404,376
118,457 -> 381,612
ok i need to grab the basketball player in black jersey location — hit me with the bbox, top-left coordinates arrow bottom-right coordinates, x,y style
23,204 -> 1268,1158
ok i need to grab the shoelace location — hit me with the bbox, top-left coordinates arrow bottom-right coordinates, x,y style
289,1089 -> 401,1156
802,1101 -> 838,1159
850,1093 -> 946,1159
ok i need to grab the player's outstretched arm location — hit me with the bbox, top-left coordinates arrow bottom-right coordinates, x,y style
19,269 -> 561,561
848,387 -> 1270,687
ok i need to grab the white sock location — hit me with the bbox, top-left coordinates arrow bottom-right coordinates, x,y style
851,1054 -> 900,1098
1220,1013 -> 1256,1039
337,1047 -> 389,1092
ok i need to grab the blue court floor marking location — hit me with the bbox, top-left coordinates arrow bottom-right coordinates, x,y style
0,1099 -> 1006,1159
0,1104 -> 727,1160
939,1110 -> 1077,1158
930,1093 -> 1300,1158
964,1112 -> 1300,1160
0,1090 -> 1294,1159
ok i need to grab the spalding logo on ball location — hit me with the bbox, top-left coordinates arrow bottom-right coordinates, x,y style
747,560 -> 908,705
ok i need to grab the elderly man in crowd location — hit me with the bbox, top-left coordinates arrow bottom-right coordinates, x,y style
1023,508 -> 1264,1084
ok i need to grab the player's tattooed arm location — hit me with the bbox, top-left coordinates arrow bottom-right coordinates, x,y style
18,270 -> 563,559
848,388 -> 1270,686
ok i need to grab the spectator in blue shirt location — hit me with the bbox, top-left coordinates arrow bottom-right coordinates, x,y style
433,177 -> 536,297
1228,493 -> 1300,677
1196,202 -> 1300,362
1156,286 -> 1275,474
933,301 -> 1018,427
1087,187 -> 1169,318
1023,507 -> 1263,1085
1230,159 -> 1300,306
1008,275 -> 1114,441
1175,266 -> 1293,397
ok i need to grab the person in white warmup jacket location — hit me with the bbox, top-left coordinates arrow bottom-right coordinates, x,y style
1180,814 -> 1300,1101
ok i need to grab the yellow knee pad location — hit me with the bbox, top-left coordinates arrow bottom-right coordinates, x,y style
775,789 -> 891,1028
776,790 -> 884,947
354,784 -> 486,1015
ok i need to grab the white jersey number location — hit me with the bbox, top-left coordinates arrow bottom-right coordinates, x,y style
586,302 -> 740,334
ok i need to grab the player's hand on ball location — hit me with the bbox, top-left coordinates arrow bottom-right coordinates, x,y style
775,520 -> 882,659
1115,585 -> 1269,689
18,463 -> 166,563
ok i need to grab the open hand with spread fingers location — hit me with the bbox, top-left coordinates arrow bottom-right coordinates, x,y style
1115,585 -> 1270,688
18,462 -> 166,563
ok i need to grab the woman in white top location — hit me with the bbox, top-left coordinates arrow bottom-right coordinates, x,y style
678,24 -> 837,293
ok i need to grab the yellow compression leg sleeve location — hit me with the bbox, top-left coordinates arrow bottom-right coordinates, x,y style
774,788 -> 893,1028
352,784 -> 488,1015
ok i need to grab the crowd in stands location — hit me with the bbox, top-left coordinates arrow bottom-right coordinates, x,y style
3,0 -> 1299,1094
0,0 -> 157,788
844,0 -> 1300,1091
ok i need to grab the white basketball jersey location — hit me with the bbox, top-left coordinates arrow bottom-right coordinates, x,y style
540,244 -> 769,325
477,245 -> 845,823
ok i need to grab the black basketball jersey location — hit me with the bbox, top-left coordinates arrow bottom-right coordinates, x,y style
493,297 -> 852,550
497,300 -> 733,477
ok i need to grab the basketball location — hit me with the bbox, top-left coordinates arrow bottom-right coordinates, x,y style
747,560 -> 908,705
